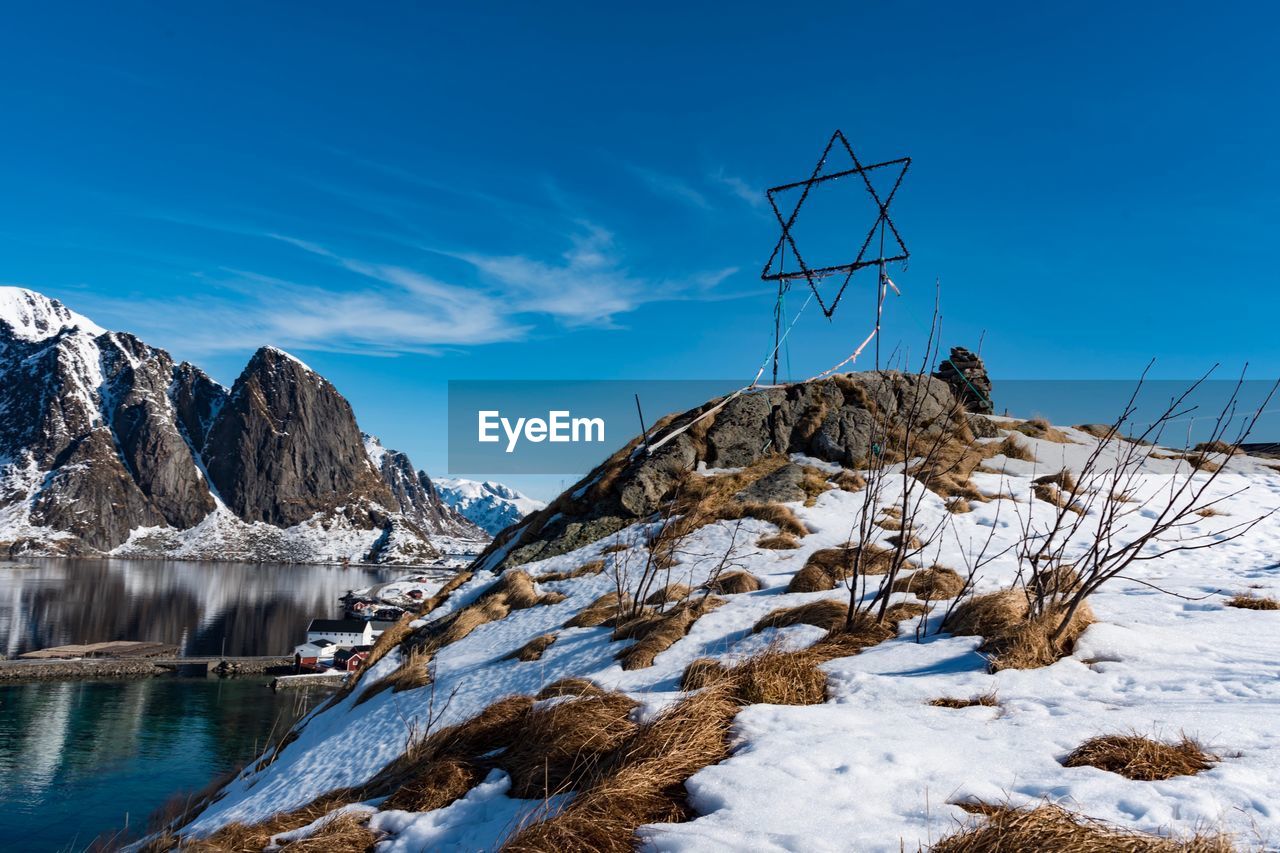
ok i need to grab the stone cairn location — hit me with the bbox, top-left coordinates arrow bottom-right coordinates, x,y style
933,346 -> 993,414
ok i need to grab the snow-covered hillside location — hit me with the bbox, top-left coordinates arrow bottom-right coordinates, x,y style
435,478 -> 546,535
154,375 -> 1280,851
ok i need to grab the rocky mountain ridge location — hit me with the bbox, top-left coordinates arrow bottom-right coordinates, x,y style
434,478 -> 546,535
0,287 -> 485,563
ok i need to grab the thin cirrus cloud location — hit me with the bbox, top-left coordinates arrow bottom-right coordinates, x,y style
168,225 -> 738,354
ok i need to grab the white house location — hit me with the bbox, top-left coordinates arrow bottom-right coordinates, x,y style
306,618 -> 375,647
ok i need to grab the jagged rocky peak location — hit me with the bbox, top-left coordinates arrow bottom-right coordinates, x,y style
0,286 -> 105,342
362,435 -> 486,540
478,371 -> 968,570
203,346 -> 396,527
1,289 -> 473,562
435,477 -> 546,536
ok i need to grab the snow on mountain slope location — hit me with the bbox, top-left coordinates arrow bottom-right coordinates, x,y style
435,478 -> 546,535
0,289 -> 464,564
0,286 -> 104,342
168,402 -> 1280,851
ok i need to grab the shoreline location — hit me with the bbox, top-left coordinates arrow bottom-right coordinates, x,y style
0,656 -> 295,683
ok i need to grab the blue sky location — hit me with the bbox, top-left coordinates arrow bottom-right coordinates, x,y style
2,2 -> 1277,499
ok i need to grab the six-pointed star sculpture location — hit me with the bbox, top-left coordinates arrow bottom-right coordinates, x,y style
761,129 -> 910,318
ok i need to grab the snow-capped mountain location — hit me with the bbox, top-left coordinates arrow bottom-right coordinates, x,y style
434,478 -> 546,535
0,287 -> 485,563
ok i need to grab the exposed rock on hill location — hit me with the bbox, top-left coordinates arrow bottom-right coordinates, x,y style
0,287 -> 485,562
479,372 -> 964,570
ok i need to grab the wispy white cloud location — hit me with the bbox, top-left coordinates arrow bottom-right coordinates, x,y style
84,224 -> 737,357
710,167 -> 766,209
623,164 -> 712,210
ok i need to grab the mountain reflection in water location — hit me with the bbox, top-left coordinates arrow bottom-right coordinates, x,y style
0,558 -> 401,658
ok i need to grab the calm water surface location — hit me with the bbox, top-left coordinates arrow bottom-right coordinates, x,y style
0,558 -> 410,851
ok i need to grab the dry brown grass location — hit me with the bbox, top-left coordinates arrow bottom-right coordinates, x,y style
537,678 -> 609,699
381,756 -> 484,813
507,633 -> 558,662
892,566 -> 966,600
537,560 -> 606,582
946,497 -> 973,514
799,466 -> 832,506
680,657 -> 730,690
875,516 -> 905,531
565,592 -> 632,628
703,571 -> 763,594
728,646 -> 828,705
1063,734 -> 1216,781
503,683 -> 740,852
614,597 -> 725,670
419,570 -> 474,615
787,562 -> 837,592
354,645 -> 435,706
1195,506 -> 1228,518
1226,593 -> 1280,610
757,533 -> 800,549
602,543 -> 629,554
944,589 -> 1094,671
1075,423 -> 1115,439
929,692 -> 998,709
786,544 -> 903,594
833,470 -> 867,492
753,598 -> 850,632
501,692 -> 640,798
1015,417 -> 1075,444
645,583 -> 692,605
993,434 -> 1035,462
932,802 -> 1235,852
178,792 -> 364,853
887,532 -> 924,550
716,502 -> 808,537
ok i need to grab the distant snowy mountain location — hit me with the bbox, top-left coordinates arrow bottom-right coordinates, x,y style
434,478 -> 546,535
0,286 -> 484,564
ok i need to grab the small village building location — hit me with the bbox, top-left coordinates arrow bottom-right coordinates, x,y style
293,639 -> 335,671
306,618 -> 375,646
334,645 -> 372,672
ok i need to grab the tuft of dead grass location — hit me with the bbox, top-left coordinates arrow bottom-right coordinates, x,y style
680,657 -> 729,691
944,589 -> 1094,671
507,633 -> 558,662
538,560 -> 606,582
753,598 -> 850,632
1015,417 -> 1075,444
703,571 -> 763,594
993,434 -> 1035,462
565,592 -> 632,628
501,692 -> 640,798
833,470 -> 867,492
728,646 -> 828,705
614,597 -> 726,670
537,678 -> 609,700
929,692 -> 998,709
381,757 -> 483,813
932,802 -> 1235,852
891,566 -> 966,600
799,466 -> 833,506
644,583 -> 692,605
716,502 -> 808,537
1226,593 -> 1279,611
757,533 -> 800,549
602,544 -> 629,554
946,497 -> 973,514
1063,733 -> 1216,781
503,683 -> 740,852
787,544 -> 904,593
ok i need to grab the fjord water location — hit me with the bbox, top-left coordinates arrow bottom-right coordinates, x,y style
0,558 -> 401,850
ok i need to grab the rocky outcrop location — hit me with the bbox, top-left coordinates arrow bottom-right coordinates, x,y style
363,435 -> 485,539
933,346 -> 993,415
435,479 -> 546,536
203,348 -> 396,528
0,287 -> 481,562
478,371 -> 964,570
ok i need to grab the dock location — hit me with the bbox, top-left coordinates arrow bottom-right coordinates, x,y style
1,644 -> 295,682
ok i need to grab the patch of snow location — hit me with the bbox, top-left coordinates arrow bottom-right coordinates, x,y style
0,287 -> 105,342
435,478 -> 546,536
